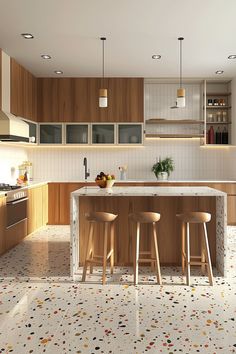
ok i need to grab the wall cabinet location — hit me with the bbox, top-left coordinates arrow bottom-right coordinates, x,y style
37,78 -> 144,123
0,196 -> 6,255
27,184 -> 48,234
39,124 -> 63,144
10,58 -> 37,121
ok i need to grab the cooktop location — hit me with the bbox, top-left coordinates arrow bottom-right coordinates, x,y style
0,183 -> 22,191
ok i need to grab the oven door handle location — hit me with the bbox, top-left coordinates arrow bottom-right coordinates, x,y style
7,197 -> 28,205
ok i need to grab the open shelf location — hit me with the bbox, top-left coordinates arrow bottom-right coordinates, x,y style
206,122 -> 231,125
206,93 -> 231,97
205,106 -> 231,109
146,119 -> 204,125
145,133 -> 204,139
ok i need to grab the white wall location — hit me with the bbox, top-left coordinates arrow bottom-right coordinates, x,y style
27,140 -> 230,181
0,145 -> 28,184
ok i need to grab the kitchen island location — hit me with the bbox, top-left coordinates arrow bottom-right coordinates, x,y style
70,186 -> 227,280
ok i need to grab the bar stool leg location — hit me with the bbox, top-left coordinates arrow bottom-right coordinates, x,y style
181,222 -> 186,275
203,223 -> 214,286
110,221 -> 115,274
152,222 -> 162,285
82,223 -> 94,282
134,222 -> 140,285
186,222 -> 191,286
102,222 -> 108,285
201,232 -> 206,275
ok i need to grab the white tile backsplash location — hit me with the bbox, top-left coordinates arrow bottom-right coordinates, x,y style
26,140 -> 231,182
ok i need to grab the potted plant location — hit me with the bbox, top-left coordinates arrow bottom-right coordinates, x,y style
152,157 -> 174,180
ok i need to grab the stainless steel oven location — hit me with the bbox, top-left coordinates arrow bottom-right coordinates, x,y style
6,190 -> 28,228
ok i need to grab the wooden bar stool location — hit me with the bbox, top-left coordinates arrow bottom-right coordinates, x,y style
129,212 -> 162,285
177,212 -> 213,286
82,212 -> 117,284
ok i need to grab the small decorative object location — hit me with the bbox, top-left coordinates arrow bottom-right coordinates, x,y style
119,165 -> 127,180
207,99 -> 213,106
95,172 -> 115,188
152,157 -> 174,180
209,126 -> 215,144
213,99 -> 219,106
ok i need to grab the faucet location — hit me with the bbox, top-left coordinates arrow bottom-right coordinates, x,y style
83,157 -> 90,181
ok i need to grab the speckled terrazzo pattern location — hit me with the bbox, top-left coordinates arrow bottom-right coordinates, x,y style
0,225 -> 235,353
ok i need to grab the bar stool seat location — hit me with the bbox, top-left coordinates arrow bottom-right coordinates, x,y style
82,211 -> 117,284
129,212 -> 162,285
177,211 -> 213,286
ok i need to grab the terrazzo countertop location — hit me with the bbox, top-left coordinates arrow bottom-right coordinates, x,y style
72,186 -> 226,197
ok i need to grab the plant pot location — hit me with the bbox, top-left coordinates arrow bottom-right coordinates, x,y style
156,172 -> 168,180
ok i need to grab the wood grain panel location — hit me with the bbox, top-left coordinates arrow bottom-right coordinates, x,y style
78,195 -> 216,267
27,185 -> 48,234
42,184 -> 48,226
59,183 -> 83,224
0,49 -> 2,110
0,196 -> 6,255
37,78 -> 143,122
10,58 -> 37,121
227,196 -> 236,225
5,219 -> 27,251
48,183 -> 60,224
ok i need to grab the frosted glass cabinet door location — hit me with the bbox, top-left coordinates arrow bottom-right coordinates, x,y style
92,124 -> 115,144
40,124 -> 62,144
118,124 -> 142,144
66,124 -> 88,144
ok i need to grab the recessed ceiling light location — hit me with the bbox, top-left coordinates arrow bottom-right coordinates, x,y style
54,70 -> 63,74
228,55 -> 236,59
21,33 -> 34,39
152,55 -> 161,59
41,54 -> 51,59
215,70 -> 224,75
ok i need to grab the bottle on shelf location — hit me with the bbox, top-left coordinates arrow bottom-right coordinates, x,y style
215,126 -> 222,144
222,126 -> 228,144
208,126 -> 214,144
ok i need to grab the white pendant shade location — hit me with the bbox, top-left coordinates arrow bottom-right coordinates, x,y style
99,96 -> 108,108
176,96 -> 185,108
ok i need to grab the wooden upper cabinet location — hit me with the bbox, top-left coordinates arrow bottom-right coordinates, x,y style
10,58 -> 37,121
37,77 -> 144,122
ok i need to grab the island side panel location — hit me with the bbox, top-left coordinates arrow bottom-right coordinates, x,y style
78,195 -> 216,267
70,194 -> 79,277
216,195 -> 227,276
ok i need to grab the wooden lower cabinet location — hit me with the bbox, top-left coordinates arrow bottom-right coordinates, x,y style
5,219 -> 27,251
48,183 -> 86,224
27,184 -> 48,234
227,196 -> 236,225
0,196 -> 6,255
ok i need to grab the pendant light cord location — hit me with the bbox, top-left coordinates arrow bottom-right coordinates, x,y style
100,37 -> 106,86
178,37 -> 184,89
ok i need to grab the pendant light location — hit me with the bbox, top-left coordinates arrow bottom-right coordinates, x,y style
171,37 -> 185,108
99,37 -> 108,108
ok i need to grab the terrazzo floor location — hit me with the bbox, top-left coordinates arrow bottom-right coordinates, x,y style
0,225 -> 235,354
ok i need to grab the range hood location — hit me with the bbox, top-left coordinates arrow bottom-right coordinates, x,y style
0,111 -> 29,142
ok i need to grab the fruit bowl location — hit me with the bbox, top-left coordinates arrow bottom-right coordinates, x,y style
95,179 -> 107,188
95,172 -> 116,188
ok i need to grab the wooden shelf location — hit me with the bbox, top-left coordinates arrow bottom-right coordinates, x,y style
206,122 -> 231,125
206,93 -> 231,97
205,106 -> 231,109
146,119 -> 204,125
145,133 -> 204,139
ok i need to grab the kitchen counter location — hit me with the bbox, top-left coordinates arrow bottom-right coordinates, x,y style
70,186 -> 227,280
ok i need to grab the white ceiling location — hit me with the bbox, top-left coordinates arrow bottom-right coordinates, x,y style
0,0 -> 236,78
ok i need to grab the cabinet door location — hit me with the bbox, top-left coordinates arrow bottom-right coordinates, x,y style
0,197 -> 6,255
66,124 -> 89,144
227,196 -> 236,225
42,184 -> 48,226
48,183 -> 60,224
92,124 -> 115,144
27,187 -> 43,234
118,124 -> 143,144
40,124 -> 63,144
59,183 -> 83,224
